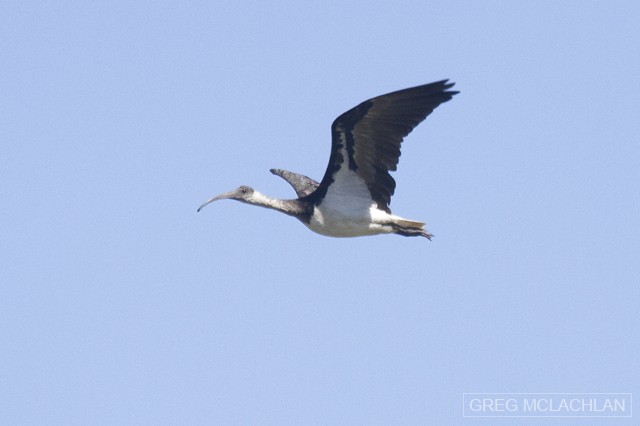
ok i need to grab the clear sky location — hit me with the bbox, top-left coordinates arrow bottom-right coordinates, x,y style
1,1 -> 639,425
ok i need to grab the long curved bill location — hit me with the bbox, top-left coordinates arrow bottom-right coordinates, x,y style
196,192 -> 233,212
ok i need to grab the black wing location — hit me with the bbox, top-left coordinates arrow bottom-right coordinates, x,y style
270,168 -> 320,198
306,80 -> 458,212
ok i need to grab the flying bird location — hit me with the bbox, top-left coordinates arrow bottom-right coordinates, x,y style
198,80 -> 458,239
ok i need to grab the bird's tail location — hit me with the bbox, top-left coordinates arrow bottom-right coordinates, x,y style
392,218 -> 433,239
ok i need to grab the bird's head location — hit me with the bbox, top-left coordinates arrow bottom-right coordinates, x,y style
197,185 -> 255,212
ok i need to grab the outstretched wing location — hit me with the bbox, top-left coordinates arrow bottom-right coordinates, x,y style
270,168 -> 320,198
306,80 -> 458,212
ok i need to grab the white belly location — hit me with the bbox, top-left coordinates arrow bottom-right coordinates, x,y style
305,204 -> 395,237
304,168 -> 406,237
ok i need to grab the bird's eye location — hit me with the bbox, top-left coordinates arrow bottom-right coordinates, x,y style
241,188 -> 247,194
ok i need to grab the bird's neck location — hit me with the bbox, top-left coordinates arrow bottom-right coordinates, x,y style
246,191 -> 302,217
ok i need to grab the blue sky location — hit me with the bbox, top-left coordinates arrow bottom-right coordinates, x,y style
1,1 -> 639,424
